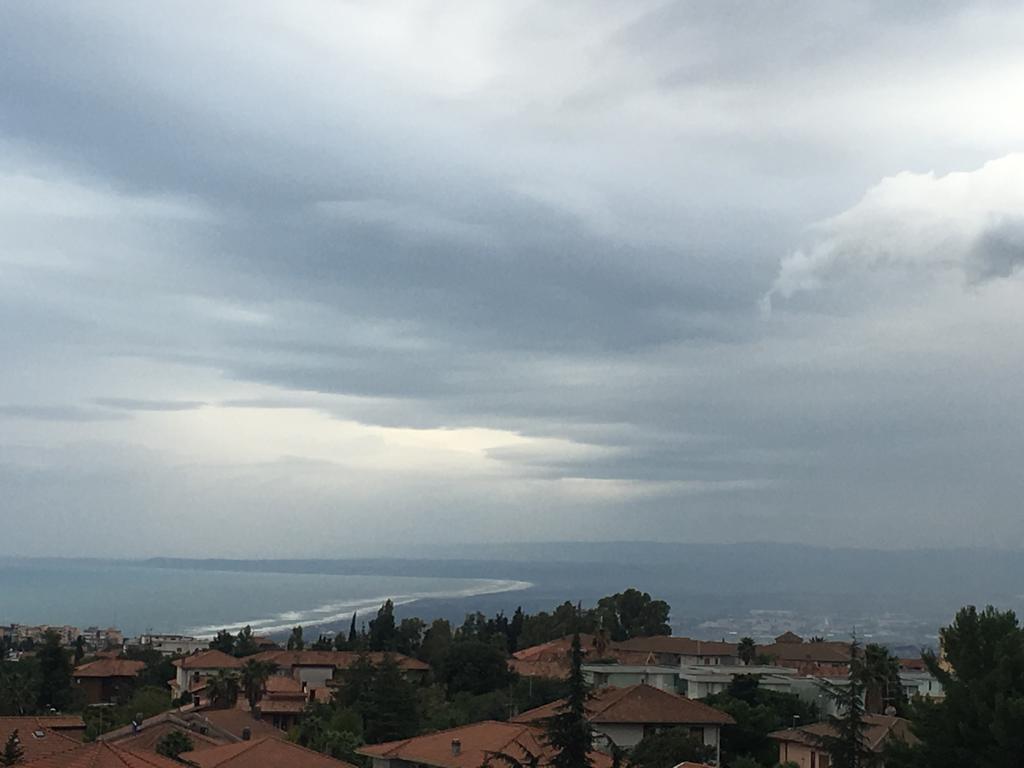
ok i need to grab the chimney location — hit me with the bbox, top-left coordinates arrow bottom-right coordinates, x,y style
451,739 -> 461,756
241,727 -> 251,741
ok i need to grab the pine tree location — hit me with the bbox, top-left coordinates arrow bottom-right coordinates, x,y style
817,638 -> 874,768
1,729 -> 24,767
287,626 -> 305,651
543,631 -> 593,768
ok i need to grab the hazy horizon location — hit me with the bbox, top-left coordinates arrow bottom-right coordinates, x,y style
3,2 -> 1024,557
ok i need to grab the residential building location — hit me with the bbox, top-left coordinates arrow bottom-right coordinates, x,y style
611,637 -> 740,667
171,649 -> 244,701
676,665 -> 799,699
72,658 -> 146,705
253,650 -> 429,691
359,720 -> 613,768
582,663 -> 682,692
758,632 -> 853,676
182,735 -> 357,768
769,713 -> 916,768
253,674 -> 309,731
513,683 -> 734,764
135,634 -> 209,657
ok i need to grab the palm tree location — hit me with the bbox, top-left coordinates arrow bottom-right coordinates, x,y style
206,671 -> 240,709
738,637 -> 757,666
241,659 -> 278,712
860,644 -> 904,715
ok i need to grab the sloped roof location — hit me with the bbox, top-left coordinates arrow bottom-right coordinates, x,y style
196,705 -> 287,742
73,659 -> 146,678
359,720 -> 613,768
20,741 -> 183,767
512,684 -> 734,726
774,631 -> 804,644
769,714 -> 917,752
100,717 -> 228,754
0,720 -> 81,763
174,650 -> 244,670
512,635 -> 598,662
758,640 -> 852,664
612,637 -> 737,657
182,736 -> 357,768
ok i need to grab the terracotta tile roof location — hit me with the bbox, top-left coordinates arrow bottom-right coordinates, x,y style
0,720 -> 81,763
612,637 -> 737,657
34,716 -> 86,733
182,736 -> 357,768
196,705 -> 287,742
20,740 -> 183,767
265,675 -> 305,694
174,650 -> 244,670
101,719 -> 227,754
359,720 -> 613,768
512,635 -> 598,662
513,684 -> 734,726
257,698 -> 307,714
99,706 -> 280,747
73,659 -> 146,678
758,640 -> 852,664
252,650 -> 428,672
769,714 -> 917,752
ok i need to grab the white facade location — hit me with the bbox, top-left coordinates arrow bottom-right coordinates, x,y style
583,665 -> 682,692
138,634 -> 208,657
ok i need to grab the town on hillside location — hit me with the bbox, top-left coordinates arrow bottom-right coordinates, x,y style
0,590 -> 1015,768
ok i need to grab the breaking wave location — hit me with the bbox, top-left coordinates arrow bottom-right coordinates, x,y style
183,578 -> 532,637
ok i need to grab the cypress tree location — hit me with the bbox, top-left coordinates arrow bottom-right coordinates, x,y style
544,631 -> 593,768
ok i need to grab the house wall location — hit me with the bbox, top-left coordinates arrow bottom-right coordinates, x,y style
595,724 -> 720,752
586,670 -> 679,692
776,741 -> 831,768
295,666 -> 334,689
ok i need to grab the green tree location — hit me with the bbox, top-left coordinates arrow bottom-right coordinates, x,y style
287,626 -> 305,651
155,730 -> 194,759
206,671 -> 240,708
543,632 -> 593,768
905,605 -> 1024,768
1,729 -> 24,767
209,630 -> 235,654
369,600 -> 398,652
419,619 -> 452,677
706,676 -> 818,767
594,590 -> 670,641
233,626 -> 260,657
737,637 -> 757,666
364,655 -> 419,743
816,639 -> 874,768
240,659 -> 278,712
335,652 -> 377,712
291,703 -> 364,762
36,631 -> 72,711
629,727 -> 714,768
312,634 -> 334,651
73,636 -> 86,665
442,640 -> 515,696
397,618 -> 425,657
0,662 -> 39,715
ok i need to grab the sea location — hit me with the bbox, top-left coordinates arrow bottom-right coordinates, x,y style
0,559 -> 530,638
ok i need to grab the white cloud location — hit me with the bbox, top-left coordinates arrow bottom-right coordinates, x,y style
765,154 -> 1024,310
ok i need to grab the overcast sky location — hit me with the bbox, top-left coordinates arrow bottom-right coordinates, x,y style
2,1 -> 1024,557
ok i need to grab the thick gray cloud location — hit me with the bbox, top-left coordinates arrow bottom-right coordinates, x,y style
2,1 -> 1024,556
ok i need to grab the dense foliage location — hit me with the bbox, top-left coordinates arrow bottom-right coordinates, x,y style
888,605 -> 1024,768
705,676 -> 819,766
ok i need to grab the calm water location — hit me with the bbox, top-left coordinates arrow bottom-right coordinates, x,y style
0,560 -> 529,636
